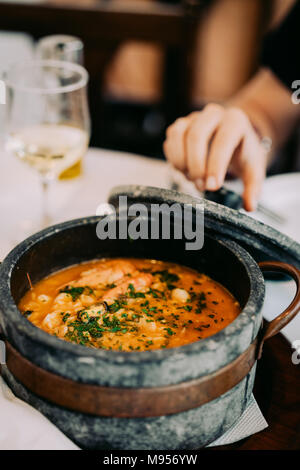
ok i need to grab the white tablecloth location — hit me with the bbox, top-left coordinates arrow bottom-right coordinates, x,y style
0,147 -> 169,257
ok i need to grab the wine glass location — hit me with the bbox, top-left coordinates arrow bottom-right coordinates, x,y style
35,37 -> 86,180
5,60 -> 90,232
36,35 -> 84,65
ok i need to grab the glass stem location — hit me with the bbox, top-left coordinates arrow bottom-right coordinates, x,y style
41,176 -> 51,228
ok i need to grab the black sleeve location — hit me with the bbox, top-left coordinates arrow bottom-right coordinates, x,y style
262,2 -> 300,90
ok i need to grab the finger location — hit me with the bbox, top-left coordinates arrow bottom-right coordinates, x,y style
185,104 -> 224,189
205,108 -> 249,190
242,164 -> 264,211
242,142 -> 266,211
163,117 -> 190,171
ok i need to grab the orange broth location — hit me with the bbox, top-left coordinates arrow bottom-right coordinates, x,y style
19,258 -> 241,351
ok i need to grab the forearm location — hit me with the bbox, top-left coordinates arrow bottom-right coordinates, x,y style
227,68 -> 300,162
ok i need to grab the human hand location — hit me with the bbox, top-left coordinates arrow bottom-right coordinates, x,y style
163,104 -> 269,211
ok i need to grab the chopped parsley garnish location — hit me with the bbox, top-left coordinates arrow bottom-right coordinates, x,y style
154,270 -> 179,284
65,318 -> 104,344
148,288 -> 166,299
127,284 -> 146,298
60,286 -> 85,301
189,291 -> 197,301
184,305 -> 192,312
102,314 -> 121,330
109,300 -> 125,313
166,283 -> 176,290
148,288 -> 159,298
62,312 -> 70,322
164,327 -> 175,336
195,292 -> 207,313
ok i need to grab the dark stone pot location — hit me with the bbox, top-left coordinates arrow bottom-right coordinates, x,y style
0,186 -> 299,450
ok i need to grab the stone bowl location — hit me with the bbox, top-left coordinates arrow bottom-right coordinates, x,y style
0,188 -> 299,450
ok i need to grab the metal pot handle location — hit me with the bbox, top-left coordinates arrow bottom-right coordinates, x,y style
257,261 -> 300,359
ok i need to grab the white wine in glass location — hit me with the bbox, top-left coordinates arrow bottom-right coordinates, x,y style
7,124 -> 88,176
5,60 -> 90,233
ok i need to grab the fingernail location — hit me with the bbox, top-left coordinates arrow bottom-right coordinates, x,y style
245,196 -> 257,212
195,178 -> 204,191
206,176 -> 218,190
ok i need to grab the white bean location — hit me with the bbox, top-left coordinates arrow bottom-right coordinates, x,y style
172,288 -> 189,303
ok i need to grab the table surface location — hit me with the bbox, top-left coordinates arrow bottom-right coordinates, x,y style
212,332 -> 300,450
0,146 -> 299,450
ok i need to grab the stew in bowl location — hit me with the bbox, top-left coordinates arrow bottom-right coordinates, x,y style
19,258 -> 241,351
